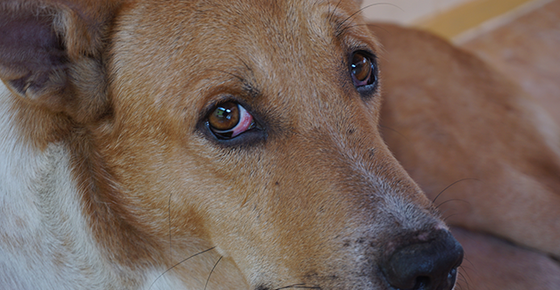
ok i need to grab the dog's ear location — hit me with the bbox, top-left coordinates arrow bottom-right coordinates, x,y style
0,0 -> 121,123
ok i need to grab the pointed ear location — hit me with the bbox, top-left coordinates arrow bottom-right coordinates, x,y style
0,0 -> 120,123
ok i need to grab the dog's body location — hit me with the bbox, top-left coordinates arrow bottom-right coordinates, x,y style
0,0 -> 558,289
375,23 -> 560,258
371,24 -> 560,289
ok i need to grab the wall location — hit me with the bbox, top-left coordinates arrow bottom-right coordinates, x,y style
361,0 -> 470,25
361,0 -> 543,40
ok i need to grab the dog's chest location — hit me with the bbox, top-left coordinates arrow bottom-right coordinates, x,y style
0,84 -> 107,289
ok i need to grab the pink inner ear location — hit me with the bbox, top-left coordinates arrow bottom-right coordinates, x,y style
0,10 -> 67,95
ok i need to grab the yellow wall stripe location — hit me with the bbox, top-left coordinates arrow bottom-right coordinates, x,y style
416,0 -> 536,39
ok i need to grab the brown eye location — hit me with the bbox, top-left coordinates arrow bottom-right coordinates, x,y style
209,102 -> 239,131
351,51 -> 376,87
207,101 -> 255,140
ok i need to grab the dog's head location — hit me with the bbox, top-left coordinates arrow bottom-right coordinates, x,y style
1,0 -> 462,289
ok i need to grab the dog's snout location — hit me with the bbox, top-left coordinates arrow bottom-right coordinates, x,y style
381,230 -> 463,290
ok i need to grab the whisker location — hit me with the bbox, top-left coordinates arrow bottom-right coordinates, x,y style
336,3 -> 403,37
437,200 -> 473,222
361,2 -> 404,13
432,178 -> 479,204
340,23 -> 372,31
458,271 -> 471,290
435,198 -> 470,209
460,257 -> 476,274
442,213 -> 463,222
378,124 -> 408,141
456,272 -> 466,290
204,256 -> 223,290
458,259 -> 475,290
148,247 -> 216,290
365,23 -> 391,35
328,0 -> 344,24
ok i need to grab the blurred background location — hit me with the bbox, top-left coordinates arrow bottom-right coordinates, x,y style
361,0 -> 560,125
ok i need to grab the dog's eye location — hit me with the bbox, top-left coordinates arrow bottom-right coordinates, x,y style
351,51 -> 377,88
208,102 -> 255,139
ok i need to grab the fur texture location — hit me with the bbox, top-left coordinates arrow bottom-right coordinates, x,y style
1,1 -> 558,289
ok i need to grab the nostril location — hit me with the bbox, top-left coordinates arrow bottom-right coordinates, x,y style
413,276 -> 431,290
380,230 -> 463,290
408,267 -> 458,290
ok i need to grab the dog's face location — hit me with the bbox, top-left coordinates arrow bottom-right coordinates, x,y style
1,0 -> 462,289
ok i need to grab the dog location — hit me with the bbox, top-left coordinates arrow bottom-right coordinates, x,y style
370,24 -> 560,289
0,0 -> 557,289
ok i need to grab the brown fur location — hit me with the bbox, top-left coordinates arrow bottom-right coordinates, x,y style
1,0 -> 558,289
2,1 -> 448,289
371,23 -> 560,289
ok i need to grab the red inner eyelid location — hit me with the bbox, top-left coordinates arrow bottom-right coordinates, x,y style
230,105 -> 253,137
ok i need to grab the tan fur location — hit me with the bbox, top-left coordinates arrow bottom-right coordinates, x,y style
0,1 -> 558,289
371,23 -> 560,289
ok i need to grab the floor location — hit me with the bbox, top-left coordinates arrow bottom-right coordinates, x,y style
458,0 -> 560,125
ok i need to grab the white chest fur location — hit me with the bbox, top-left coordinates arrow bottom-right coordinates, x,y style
0,84 -> 104,288
0,84 -> 122,289
0,84 -> 192,289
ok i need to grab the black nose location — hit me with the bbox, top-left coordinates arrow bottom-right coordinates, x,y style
381,230 -> 463,290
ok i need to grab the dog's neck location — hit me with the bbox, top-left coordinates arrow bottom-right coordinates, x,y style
0,83 -> 187,289
0,83 -> 103,287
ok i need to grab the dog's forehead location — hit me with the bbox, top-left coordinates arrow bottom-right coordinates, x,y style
112,0 -> 373,66
109,0 -> 377,118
